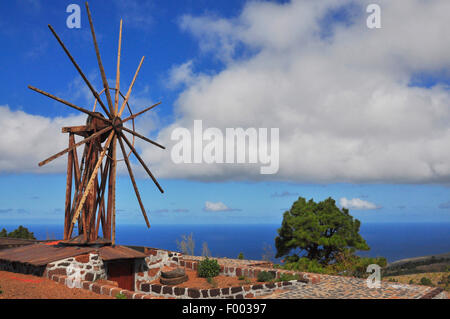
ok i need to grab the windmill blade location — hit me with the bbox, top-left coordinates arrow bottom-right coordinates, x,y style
120,132 -> 164,193
71,130 -> 115,226
47,24 -> 112,119
39,126 -> 112,167
85,2 -> 114,115
122,126 -> 165,150
122,102 -> 162,123
118,56 -> 145,117
115,19 -> 123,114
28,85 -> 111,124
117,135 -> 151,228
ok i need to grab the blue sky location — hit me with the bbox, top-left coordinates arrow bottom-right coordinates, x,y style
1,0 -> 450,227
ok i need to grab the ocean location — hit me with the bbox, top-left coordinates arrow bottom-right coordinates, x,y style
1,223 -> 449,263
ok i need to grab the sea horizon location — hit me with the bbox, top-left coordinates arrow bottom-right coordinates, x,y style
1,222 -> 449,263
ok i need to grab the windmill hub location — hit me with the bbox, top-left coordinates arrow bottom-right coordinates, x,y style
112,116 -> 123,133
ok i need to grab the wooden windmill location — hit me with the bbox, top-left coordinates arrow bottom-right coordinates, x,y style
28,2 -> 164,245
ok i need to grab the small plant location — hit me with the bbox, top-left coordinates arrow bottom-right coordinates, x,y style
278,273 -> 300,282
244,278 -> 252,285
419,277 -> 433,286
115,293 -> 126,299
176,233 -> 195,255
202,242 -> 211,257
197,257 -> 220,278
409,279 -> 415,284
238,275 -> 246,280
237,252 -> 244,260
257,271 -> 275,282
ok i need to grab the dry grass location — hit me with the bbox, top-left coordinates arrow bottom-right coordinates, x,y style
383,272 -> 450,291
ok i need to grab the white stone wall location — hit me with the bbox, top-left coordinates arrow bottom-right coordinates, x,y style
45,253 -> 106,282
134,249 -> 182,291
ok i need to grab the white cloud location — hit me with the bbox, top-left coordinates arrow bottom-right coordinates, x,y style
339,197 -> 380,210
139,0 -> 450,183
167,60 -> 195,89
0,105 -> 85,173
204,201 -> 239,212
5,0 -> 450,185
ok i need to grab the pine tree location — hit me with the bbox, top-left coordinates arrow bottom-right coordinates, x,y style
275,197 -> 369,265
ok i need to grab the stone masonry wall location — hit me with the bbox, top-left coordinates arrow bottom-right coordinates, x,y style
139,280 -> 302,299
179,259 -> 320,284
134,255 -> 318,299
0,259 -> 46,277
134,248 -> 182,291
43,253 -> 106,282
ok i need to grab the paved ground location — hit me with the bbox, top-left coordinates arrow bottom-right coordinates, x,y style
261,274 -> 442,299
181,256 -> 447,299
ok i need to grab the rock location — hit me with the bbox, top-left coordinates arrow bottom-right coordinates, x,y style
160,274 -> 188,285
161,267 -> 186,279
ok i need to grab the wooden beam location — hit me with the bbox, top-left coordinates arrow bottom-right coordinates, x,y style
85,2 -> 114,115
70,130 -> 115,227
111,134 -> 117,245
47,24 -> 112,119
118,135 -> 150,228
64,134 -> 74,240
122,126 -> 165,149
39,126 -> 112,167
118,56 -> 145,117
122,102 -> 161,123
62,125 -> 89,134
28,85 -> 111,124
121,132 -> 164,193
68,142 -> 92,238
115,19 -> 123,114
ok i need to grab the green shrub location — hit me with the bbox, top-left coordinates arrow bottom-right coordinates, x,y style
237,252 -> 244,260
409,279 -> 414,284
197,257 -> 220,278
115,293 -> 126,299
278,273 -> 300,282
284,258 -> 329,274
257,271 -> 275,282
420,277 -> 433,286
238,275 -> 245,280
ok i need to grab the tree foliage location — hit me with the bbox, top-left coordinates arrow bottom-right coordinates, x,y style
0,226 -> 35,240
0,228 -> 7,238
275,197 -> 369,265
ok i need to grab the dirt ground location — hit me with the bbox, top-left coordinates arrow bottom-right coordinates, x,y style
151,268 -> 258,289
0,271 -> 113,299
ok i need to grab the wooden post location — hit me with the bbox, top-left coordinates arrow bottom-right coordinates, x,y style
64,133 -> 74,240
111,134 -> 117,245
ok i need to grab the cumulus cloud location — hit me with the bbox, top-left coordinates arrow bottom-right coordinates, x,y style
139,0 -> 450,183
5,0 -> 450,185
203,201 -> 240,212
339,197 -> 380,210
0,105 -> 85,173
